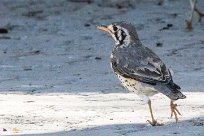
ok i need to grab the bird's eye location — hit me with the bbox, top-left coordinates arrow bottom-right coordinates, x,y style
113,26 -> 118,31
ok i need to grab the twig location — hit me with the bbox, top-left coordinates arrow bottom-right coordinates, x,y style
186,0 -> 204,30
194,7 -> 204,22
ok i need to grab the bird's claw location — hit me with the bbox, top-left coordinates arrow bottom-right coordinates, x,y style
147,119 -> 157,126
147,119 -> 163,126
170,102 -> 182,122
186,20 -> 193,30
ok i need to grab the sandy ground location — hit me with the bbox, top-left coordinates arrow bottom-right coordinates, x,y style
0,92 -> 204,136
0,0 -> 204,135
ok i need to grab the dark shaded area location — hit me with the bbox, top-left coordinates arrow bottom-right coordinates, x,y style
24,117 -> 204,136
0,28 -> 8,34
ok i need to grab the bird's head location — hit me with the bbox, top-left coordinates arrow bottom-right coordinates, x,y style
97,22 -> 140,46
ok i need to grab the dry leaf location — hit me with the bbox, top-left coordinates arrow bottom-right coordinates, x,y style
12,128 -> 20,133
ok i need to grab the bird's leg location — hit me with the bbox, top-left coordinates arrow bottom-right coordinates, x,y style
194,6 -> 204,22
186,0 -> 204,30
186,0 -> 196,30
147,99 -> 157,126
170,101 -> 181,122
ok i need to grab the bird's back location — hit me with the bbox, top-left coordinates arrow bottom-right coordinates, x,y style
111,43 -> 186,100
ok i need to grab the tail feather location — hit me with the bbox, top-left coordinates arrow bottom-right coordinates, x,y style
166,80 -> 186,100
167,90 -> 186,100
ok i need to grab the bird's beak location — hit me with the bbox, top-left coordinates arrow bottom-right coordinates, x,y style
96,25 -> 110,33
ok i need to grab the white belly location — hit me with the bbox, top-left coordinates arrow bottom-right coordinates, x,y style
116,73 -> 158,97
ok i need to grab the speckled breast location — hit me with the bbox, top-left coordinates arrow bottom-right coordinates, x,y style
115,73 -> 158,97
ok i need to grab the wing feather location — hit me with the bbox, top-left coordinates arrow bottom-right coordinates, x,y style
111,45 -> 171,85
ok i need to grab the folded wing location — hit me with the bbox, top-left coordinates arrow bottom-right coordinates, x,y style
111,45 -> 172,85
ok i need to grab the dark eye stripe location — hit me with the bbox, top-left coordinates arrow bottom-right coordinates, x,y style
114,29 -> 126,45
114,31 -> 119,41
121,31 -> 126,43
113,25 -> 118,31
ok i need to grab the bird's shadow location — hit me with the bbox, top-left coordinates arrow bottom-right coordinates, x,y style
24,117 -> 204,136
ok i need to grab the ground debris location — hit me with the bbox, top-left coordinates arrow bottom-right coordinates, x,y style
15,50 -> 41,57
0,28 -> 8,33
12,127 -> 20,133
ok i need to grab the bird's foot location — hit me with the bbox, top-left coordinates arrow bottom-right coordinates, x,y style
186,0 -> 204,30
147,119 -> 157,126
147,119 -> 163,126
170,102 -> 181,122
186,20 -> 193,30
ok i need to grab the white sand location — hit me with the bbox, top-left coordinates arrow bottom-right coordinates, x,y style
0,0 -> 204,135
0,92 -> 203,136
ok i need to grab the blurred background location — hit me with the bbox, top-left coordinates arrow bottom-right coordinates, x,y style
0,0 -> 204,94
0,0 -> 204,135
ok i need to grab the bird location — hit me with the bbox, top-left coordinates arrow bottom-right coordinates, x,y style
186,0 -> 204,30
97,22 -> 186,126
